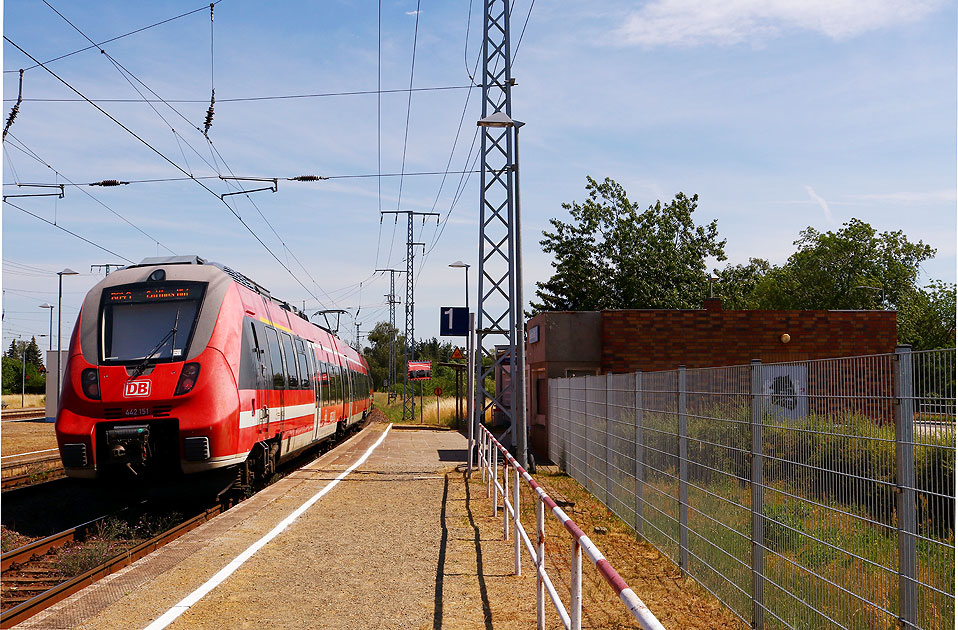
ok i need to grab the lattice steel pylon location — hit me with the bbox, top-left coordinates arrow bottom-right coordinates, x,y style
382,211 -> 437,421
376,268 -> 404,402
476,0 -> 518,445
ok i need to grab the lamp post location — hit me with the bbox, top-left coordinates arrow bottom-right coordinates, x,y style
57,268 -> 79,412
39,303 -> 54,351
448,261 -> 470,311
477,112 -> 528,469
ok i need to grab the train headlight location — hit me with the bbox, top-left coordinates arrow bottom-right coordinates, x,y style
174,362 -> 201,396
81,368 -> 101,400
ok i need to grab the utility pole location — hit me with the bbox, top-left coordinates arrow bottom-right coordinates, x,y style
380,211 -> 438,422
354,321 -> 364,351
376,268 -> 404,403
90,263 -> 124,276
477,0 -> 526,464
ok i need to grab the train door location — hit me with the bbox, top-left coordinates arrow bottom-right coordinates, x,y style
279,332 -> 299,444
248,320 -> 270,434
306,342 -> 321,440
263,326 -> 286,435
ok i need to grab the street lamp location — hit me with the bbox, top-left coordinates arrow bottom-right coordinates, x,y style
477,112 -> 528,469
39,303 -> 54,351
448,261 -> 470,311
57,268 -> 79,412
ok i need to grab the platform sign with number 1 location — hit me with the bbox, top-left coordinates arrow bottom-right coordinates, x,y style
439,307 -> 469,336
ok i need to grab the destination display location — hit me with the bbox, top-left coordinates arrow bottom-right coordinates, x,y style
106,284 -> 202,303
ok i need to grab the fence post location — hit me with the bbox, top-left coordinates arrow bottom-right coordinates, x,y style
750,359 -> 765,630
678,366 -> 688,572
634,370 -> 644,537
894,345 -> 918,628
606,372 -> 614,507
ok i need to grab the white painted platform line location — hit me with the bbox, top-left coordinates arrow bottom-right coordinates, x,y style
143,424 -> 394,630
0,447 -> 59,459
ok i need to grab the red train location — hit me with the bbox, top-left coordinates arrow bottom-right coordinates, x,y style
55,255 -> 372,483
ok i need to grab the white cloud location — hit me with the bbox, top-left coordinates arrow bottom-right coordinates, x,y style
406,10 -> 420,16
616,0 -> 943,47
805,185 -> 836,224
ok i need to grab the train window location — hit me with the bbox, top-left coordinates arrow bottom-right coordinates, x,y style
264,327 -> 285,389
102,297 -> 201,363
295,340 -> 310,390
280,333 -> 299,389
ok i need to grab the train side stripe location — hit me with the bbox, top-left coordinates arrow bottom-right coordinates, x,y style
144,423 -> 393,630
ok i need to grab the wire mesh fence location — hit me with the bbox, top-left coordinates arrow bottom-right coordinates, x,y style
549,347 -> 955,630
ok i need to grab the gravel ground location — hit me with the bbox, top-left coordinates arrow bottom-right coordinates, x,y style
14,417 -> 746,629
1,421 -> 58,457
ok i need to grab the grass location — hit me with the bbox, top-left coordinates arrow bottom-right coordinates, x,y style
373,392 -> 467,428
54,513 -> 183,578
2,393 -> 46,409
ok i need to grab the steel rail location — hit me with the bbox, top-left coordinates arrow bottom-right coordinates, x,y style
0,506 -> 222,628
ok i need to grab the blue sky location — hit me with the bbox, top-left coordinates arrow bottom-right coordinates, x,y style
2,0 -> 956,354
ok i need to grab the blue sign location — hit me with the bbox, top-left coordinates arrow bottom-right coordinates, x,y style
439,306 -> 469,336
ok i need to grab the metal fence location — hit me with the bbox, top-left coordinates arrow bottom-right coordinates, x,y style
548,347 -> 955,630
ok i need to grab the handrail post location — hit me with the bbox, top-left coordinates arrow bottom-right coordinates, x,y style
486,433 -> 492,497
750,359 -> 765,630
894,345 -> 918,628
504,451 -> 510,539
678,366 -> 688,572
536,496 -> 545,630
514,467 -> 521,575
634,370 -> 644,537
493,445 -> 499,517
571,540 -> 582,630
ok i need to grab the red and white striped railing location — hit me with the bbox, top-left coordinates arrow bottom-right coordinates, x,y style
476,424 -> 666,630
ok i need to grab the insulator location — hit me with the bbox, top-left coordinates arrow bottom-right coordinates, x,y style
3,70 -> 24,142
203,90 -> 215,136
288,175 -> 328,182
90,180 -> 130,187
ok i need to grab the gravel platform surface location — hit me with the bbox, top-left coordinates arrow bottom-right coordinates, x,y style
16,422 -> 559,629
1,421 -> 58,457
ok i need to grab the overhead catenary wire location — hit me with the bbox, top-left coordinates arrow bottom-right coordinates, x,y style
3,198 -> 135,263
1,85 -> 479,104
5,133 -> 176,254
2,36 -> 330,311
4,1 -> 223,74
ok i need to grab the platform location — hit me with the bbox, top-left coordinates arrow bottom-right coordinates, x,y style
16,422 -> 550,629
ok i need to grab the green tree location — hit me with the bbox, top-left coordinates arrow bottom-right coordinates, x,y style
363,321 -> 402,393
749,218 -> 935,311
713,258 -> 771,309
896,281 -> 956,350
533,177 -> 726,312
24,336 -> 43,369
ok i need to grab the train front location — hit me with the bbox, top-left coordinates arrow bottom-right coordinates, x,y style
55,258 -> 242,480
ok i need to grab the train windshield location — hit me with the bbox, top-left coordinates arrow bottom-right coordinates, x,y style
100,283 -> 205,363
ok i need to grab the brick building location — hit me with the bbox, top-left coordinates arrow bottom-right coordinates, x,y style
522,299 -> 898,460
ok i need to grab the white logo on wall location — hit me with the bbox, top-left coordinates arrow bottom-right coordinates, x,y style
762,365 -> 807,421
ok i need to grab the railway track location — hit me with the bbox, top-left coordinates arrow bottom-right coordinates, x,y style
0,506 -> 223,628
0,409 -> 46,422
0,416 -> 372,627
1,454 -> 63,490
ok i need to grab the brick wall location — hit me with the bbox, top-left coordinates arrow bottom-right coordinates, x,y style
601,306 -> 898,373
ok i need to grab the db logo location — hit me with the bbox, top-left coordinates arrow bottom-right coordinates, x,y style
124,381 -> 151,397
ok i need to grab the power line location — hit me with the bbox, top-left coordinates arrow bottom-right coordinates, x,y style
1,85 -> 479,104
2,36 -> 330,309
3,198 -> 135,262
4,1 -> 222,74
5,134 -> 177,254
